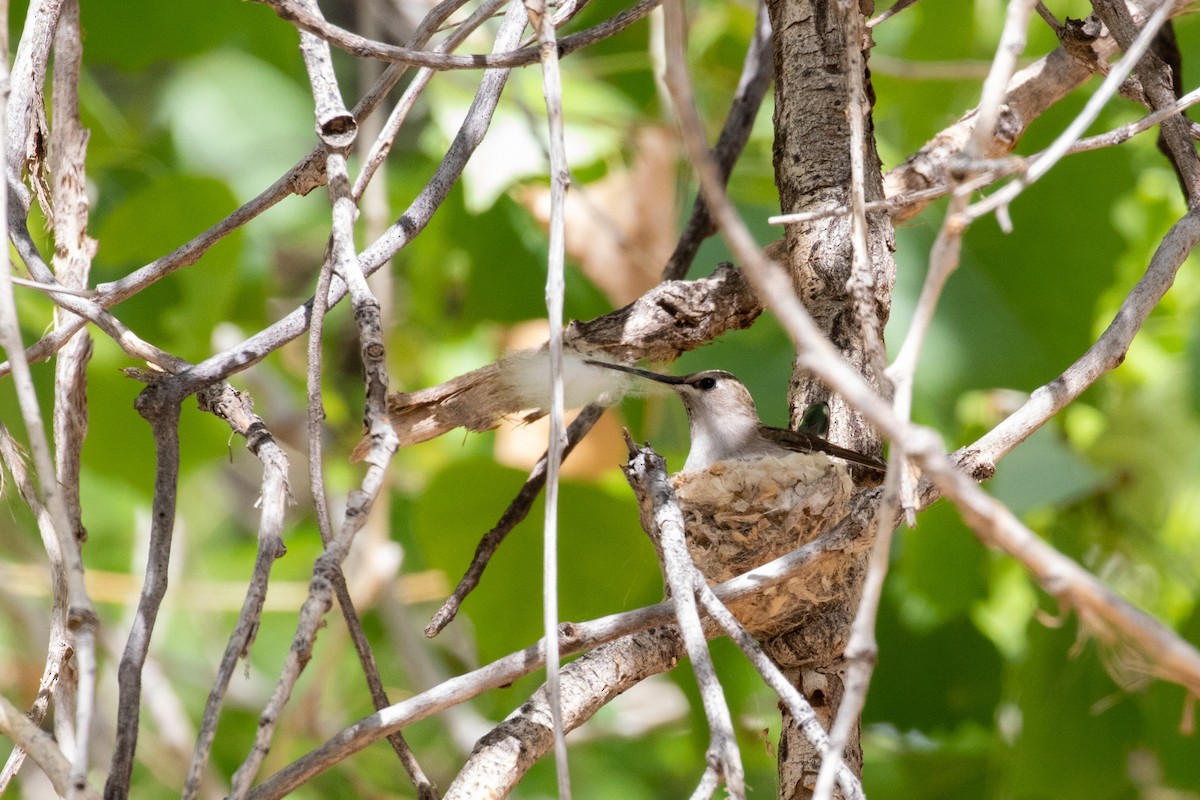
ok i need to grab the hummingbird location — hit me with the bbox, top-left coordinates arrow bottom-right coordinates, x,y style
586,361 -> 886,475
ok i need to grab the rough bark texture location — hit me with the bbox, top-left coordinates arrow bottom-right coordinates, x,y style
768,0 -> 894,453
764,0 -> 897,796
778,662 -> 863,800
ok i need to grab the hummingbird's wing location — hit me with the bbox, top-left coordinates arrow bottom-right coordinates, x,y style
765,425 -> 887,472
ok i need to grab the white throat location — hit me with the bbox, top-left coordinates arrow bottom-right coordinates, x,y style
681,404 -> 763,473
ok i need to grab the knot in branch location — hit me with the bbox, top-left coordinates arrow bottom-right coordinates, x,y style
67,605 -> 100,632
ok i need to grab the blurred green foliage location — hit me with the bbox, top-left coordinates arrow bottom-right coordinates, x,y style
1,0 -> 1198,797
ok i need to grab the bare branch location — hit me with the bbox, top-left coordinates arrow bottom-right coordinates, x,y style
7,201 -> 188,373
661,1 -> 773,281
228,0 -> 398,789
253,0 -> 658,70
352,0 -> 511,200
425,403 -> 606,636
965,0 -> 1176,225
103,387 -> 180,798
442,629 -> 685,799
135,4 -> 531,404
525,0 -> 574,788
959,208 -> 1200,477
300,6 -> 440,794
0,27 -> 99,794
7,274 -> 94,296
0,423 -> 73,793
866,0 -> 922,29
692,579 -> 863,800
0,694 -> 101,800
881,0 -> 1188,223
0,0 -> 507,380
183,386 -> 289,800
6,0 -> 61,194
770,83 -> 1200,229
623,442 -> 745,798
47,0 -> 97,785
1068,84 -> 1200,153
1092,1 -> 1200,205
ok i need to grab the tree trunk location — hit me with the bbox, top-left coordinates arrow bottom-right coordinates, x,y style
764,0 -> 897,795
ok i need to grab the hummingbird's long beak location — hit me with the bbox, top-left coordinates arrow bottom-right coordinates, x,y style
584,359 -> 688,385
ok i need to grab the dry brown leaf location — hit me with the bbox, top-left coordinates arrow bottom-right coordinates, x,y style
517,126 -> 680,305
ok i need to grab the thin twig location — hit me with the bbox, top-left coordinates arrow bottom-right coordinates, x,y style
1092,0 -> 1200,205
442,628 -> 686,799
878,1 -> 1200,224
306,11 -> 439,785
228,0 -> 400,790
1069,84 -> 1200,153
885,0 -> 1038,525
47,0 -> 96,786
769,84 -> 1200,228
959,208 -> 1200,477
839,0 -> 887,385
7,0 -> 62,198
0,0 -> 480,382
692,581 -> 864,800
1034,1 -> 1062,34
811,0 -> 927,777
354,0 -> 533,201
866,0 -> 922,29
809,461 -> 900,800
7,274 -> 94,295
661,0 -> 772,281
0,694 -> 101,800
526,0 -> 573,791
0,423 -> 73,793
966,0 -> 1174,225
425,404 -> 605,636
254,0 -> 658,70
7,205 -> 187,372
139,2 -> 533,402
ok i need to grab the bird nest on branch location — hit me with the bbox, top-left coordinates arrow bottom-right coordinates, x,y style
671,452 -> 856,639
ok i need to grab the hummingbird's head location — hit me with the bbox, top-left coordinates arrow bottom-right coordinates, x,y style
668,370 -> 758,425
584,361 -> 761,470
584,361 -> 757,417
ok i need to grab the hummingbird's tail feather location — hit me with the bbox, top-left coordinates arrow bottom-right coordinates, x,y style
816,440 -> 887,472
768,426 -> 886,472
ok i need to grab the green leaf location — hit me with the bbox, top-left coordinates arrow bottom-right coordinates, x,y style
412,457 -> 659,665
94,174 -> 245,362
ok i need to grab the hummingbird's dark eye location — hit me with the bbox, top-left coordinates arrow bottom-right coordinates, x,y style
697,376 -> 718,391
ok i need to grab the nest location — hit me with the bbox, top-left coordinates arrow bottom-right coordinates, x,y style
671,452 -> 854,638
